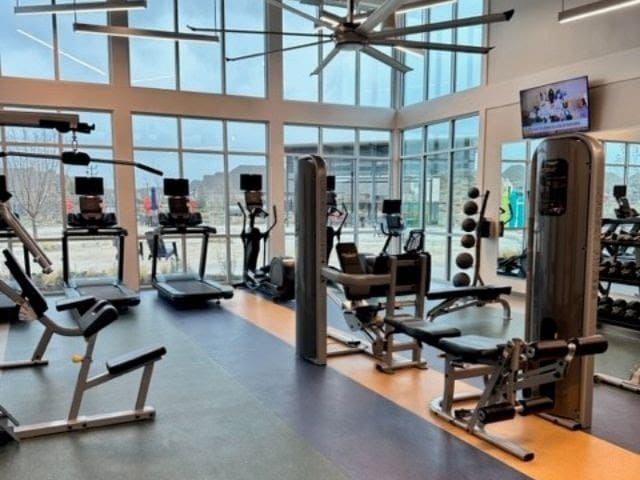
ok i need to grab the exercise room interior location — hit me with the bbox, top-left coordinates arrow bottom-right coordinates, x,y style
0,1 -> 639,479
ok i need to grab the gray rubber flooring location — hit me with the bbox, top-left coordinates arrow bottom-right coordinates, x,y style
0,306 -> 347,480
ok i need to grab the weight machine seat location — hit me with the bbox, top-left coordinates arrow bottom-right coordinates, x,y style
75,300 -> 119,339
438,335 -> 507,363
427,285 -> 512,301
385,318 -> 461,346
106,345 -> 167,376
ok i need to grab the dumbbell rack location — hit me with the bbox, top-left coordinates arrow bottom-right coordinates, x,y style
598,218 -> 640,331
595,218 -> 640,393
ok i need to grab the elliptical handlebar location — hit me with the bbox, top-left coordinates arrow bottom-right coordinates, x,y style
266,205 -> 277,236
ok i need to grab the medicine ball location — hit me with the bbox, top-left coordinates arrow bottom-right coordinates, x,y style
452,272 -> 471,287
460,234 -> 476,249
463,201 -> 478,216
456,252 -> 474,269
461,218 -> 477,232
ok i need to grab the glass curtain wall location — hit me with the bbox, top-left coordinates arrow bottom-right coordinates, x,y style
401,0 -> 485,106
401,115 -> 479,281
129,0 -> 265,96
283,125 -> 391,263
0,108 -> 114,291
132,114 -> 267,284
0,0 -> 109,83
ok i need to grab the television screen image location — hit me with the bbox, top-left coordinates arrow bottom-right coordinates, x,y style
520,76 -> 590,138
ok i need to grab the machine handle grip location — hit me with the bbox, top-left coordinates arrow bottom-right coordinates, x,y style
525,340 -> 569,360
477,403 -> 515,424
569,335 -> 608,356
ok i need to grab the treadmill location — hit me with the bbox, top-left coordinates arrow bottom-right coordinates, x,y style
0,175 -> 30,322
62,176 -> 140,311
150,178 -> 234,308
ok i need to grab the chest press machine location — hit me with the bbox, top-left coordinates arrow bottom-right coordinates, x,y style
295,141 -> 608,460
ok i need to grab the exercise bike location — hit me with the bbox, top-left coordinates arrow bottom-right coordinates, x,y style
237,174 -> 295,301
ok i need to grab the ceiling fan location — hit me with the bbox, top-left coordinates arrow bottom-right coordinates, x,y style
188,0 -> 514,76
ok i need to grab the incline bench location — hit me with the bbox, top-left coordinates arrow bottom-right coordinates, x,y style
0,249 -> 166,442
426,284 -> 512,321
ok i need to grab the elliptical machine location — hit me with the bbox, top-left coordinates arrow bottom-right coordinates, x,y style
238,174 -> 295,301
378,199 -> 424,255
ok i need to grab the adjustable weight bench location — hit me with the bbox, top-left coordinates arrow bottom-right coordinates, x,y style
0,250 -> 166,442
429,333 -> 608,461
426,284 -> 512,321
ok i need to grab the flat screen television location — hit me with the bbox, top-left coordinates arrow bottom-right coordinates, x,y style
520,76 -> 590,139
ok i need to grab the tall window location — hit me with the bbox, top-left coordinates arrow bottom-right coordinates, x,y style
401,115 -> 479,281
132,114 -> 267,284
129,0 -> 265,96
284,125 -> 391,262
401,0 -> 485,106
0,108 -> 114,291
282,2 -> 392,107
0,0 -> 109,83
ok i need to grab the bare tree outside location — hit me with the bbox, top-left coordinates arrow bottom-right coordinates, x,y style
5,128 -> 61,238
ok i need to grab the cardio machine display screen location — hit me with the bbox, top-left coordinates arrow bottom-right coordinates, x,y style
538,158 -> 568,216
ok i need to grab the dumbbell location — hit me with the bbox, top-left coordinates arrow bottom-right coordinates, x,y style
620,261 -> 637,280
623,307 -> 640,322
611,299 -> 628,318
599,260 -> 614,276
607,261 -> 623,278
617,231 -> 633,242
597,296 -> 614,316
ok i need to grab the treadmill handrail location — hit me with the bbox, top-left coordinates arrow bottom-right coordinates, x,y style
63,227 -> 128,237
155,225 -> 216,235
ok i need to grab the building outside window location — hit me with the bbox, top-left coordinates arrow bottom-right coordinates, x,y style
284,125 -> 391,263
132,114 -> 267,284
1,107 -> 114,291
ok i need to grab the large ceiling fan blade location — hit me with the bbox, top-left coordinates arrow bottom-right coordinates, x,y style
361,45 -> 412,73
187,25 -> 330,38
369,9 -> 515,39
310,47 -> 341,76
371,38 -> 493,54
318,9 -> 343,25
266,0 -> 337,30
356,0 -> 411,34
226,39 -> 331,62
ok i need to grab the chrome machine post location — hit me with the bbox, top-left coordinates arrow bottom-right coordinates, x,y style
295,155 -> 328,365
526,134 -> 604,428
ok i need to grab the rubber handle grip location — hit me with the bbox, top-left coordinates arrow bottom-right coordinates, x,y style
570,335 -> 608,356
526,339 -> 569,360
478,403 -> 516,424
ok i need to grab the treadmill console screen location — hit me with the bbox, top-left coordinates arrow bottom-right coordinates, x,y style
75,177 -> 104,196
240,174 -> 262,192
164,178 -> 189,197
327,175 -> 336,192
382,199 -> 401,215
